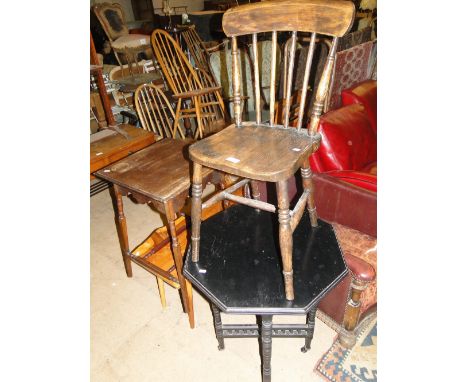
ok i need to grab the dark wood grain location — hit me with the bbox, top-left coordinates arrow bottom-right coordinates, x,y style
222,0 -> 355,37
189,123 -> 321,182
90,124 -> 157,176
96,138 -> 211,202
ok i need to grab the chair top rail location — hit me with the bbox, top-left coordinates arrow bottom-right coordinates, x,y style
222,0 -> 355,38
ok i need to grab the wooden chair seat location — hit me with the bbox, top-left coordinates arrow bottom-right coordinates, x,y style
189,123 -> 321,182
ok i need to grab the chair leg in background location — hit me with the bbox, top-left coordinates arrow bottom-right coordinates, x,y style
173,99 -> 183,138
339,278 -> 368,348
276,180 -> 294,300
301,160 -> 318,227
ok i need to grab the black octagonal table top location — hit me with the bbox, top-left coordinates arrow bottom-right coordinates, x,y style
184,204 -> 348,315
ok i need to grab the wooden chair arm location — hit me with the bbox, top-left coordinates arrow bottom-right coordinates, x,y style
173,86 -> 222,99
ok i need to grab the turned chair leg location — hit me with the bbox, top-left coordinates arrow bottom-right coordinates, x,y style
193,95 -> 204,139
339,278 -> 368,348
301,160 -> 318,227
276,180 -> 294,300
250,180 -> 261,212
113,185 -> 132,277
156,276 -> 167,308
191,162 -> 203,262
173,98 -> 183,138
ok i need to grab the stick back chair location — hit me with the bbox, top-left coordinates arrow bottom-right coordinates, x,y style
189,0 -> 355,300
179,25 -> 218,83
151,29 -> 226,139
135,83 -> 185,138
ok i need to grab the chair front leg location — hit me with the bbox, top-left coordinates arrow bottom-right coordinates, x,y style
193,95 -> 204,139
191,162 -> 203,262
173,98 -> 183,138
301,159 -> 318,227
276,180 -> 294,300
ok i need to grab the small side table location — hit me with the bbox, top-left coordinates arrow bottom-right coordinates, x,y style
184,204 -> 348,381
96,138 -> 212,328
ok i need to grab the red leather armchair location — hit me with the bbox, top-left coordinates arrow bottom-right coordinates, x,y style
311,80 -> 377,347
256,80 -> 377,348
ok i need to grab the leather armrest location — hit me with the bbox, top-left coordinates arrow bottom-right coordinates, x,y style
346,253 -> 376,282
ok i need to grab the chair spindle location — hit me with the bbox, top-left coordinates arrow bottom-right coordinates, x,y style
283,31 -> 297,128
231,36 -> 242,127
252,33 -> 261,124
296,32 -> 317,130
308,36 -> 338,135
269,31 -> 277,126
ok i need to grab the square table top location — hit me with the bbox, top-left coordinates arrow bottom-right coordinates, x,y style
95,138 -> 211,203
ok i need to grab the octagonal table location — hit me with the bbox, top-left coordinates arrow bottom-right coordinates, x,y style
183,204 -> 348,381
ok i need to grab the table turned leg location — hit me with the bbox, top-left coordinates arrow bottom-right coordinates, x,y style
276,180 -> 294,300
261,315 -> 273,382
301,305 -> 318,353
112,185 -> 132,277
211,304 -> 225,350
165,200 -> 195,329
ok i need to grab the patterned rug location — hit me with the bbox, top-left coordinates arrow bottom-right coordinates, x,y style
316,317 -> 377,382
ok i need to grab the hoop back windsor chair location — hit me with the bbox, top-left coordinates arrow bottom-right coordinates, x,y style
151,29 -> 226,139
135,83 -> 185,138
189,0 -> 355,300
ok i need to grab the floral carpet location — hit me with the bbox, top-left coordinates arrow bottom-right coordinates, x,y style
316,317 -> 377,382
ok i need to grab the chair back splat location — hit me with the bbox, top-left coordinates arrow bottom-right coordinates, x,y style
223,0 -> 354,133
189,0 -> 355,301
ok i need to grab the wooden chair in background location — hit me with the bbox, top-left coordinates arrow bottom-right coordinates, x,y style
93,2 -> 152,66
135,83 -> 185,138
151,29 -> 227,139
179,25 -> 219,83
189,0 -> 355,300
